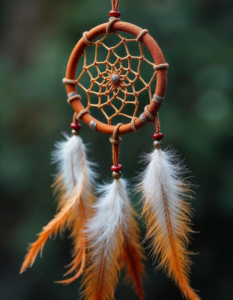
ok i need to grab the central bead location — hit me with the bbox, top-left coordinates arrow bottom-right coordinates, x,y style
112,74 -> 120,84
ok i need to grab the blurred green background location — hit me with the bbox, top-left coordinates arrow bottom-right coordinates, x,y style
1,0 -> 233,299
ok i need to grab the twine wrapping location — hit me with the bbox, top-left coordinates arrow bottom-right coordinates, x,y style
62,78 -> 77,85
144,105 -> 155,122
76,109 -> 90,120
67,93 -> 81,103
106,17 -> 120,34
83,31 -> 95,46
136,29 -> 148,41
131,117 -> 140,132
153,63 -> 169,70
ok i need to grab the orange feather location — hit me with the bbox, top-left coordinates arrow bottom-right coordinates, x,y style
55,202 -> 86,284
143,183 -> 200,300
21,135 -> 97,283
138,148 -> 201,300
82,229 -> 124,300
20,189 -> 81,274
121,206 -> 145,300
56,192 -> 95,284
52,175 -> 68,210
82,179 -> 127,300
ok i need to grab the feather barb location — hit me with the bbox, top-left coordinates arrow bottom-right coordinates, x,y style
121,205 -> 145,300
82,179 -> 126,300
20,188 -> 82,274
139,148 -> 201,300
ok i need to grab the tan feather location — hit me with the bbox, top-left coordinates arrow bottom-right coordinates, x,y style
121,205 -> 145,300
57,191 -> 95,284
82,179 -> 126,300
138,148 -> 201,300
52,175 -> 68,211
82,229 -> 124,300
21,135 -> 97,283
20,188 -> 82,274
143,186 -> 200,300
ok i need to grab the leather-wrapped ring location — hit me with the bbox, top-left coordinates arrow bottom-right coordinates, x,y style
64,21 -> 167,135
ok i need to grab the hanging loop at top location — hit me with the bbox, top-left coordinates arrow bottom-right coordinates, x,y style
111,0 -> 120,11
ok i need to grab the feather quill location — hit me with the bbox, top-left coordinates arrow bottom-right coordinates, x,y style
137,147 -> 201,300
20,134 -> 96,284
82,179 -> 127,300
120,188 -> 145,300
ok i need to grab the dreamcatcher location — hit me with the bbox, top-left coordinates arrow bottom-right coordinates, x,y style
21,1 -> 201,300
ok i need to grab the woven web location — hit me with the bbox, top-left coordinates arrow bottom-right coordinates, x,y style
75,32 -> 157,125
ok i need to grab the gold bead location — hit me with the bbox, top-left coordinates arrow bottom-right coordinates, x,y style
153,140 -> 162,149
71,129 -> 79,136
112,171 -> 121,179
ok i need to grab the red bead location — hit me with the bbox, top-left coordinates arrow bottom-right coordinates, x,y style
70,123 -> 82,131
152,132 -> 164,140
111,164 -> 123,172
109,10 -> 121,18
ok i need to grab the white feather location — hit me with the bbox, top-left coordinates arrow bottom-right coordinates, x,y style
82,179 -> 129,300
120,181 -> 134,233
139,148 -> 186,238
21,133 -> 97,279
52,134 -> 96,197
137,147 -> 201,300
87,178 -> 128,256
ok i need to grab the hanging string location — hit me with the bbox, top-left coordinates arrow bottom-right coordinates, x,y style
106,0 -> 121,34
110,123 -> 122,166
154,113 -> 161,133
111,0 -> 120,11
73,112 -> 78,124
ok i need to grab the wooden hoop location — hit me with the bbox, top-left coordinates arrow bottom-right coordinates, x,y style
65,21 -> 167,135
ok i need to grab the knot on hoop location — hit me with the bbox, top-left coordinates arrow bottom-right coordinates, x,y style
152,94 -> 164,104
76,109 -> 90,120
144,105 -> 155,122
131,117 -> 140,132
109,136 -> 122,145
136,29 -> 148,41
109,136 -> 122,144
83,31 -> 95,46
106,17 -> 120,34
140,101 -> 163,125
110,123 -> 123,144
66,92 -> 81,103
62,78 -> 77,85
153,63 -> 169,70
